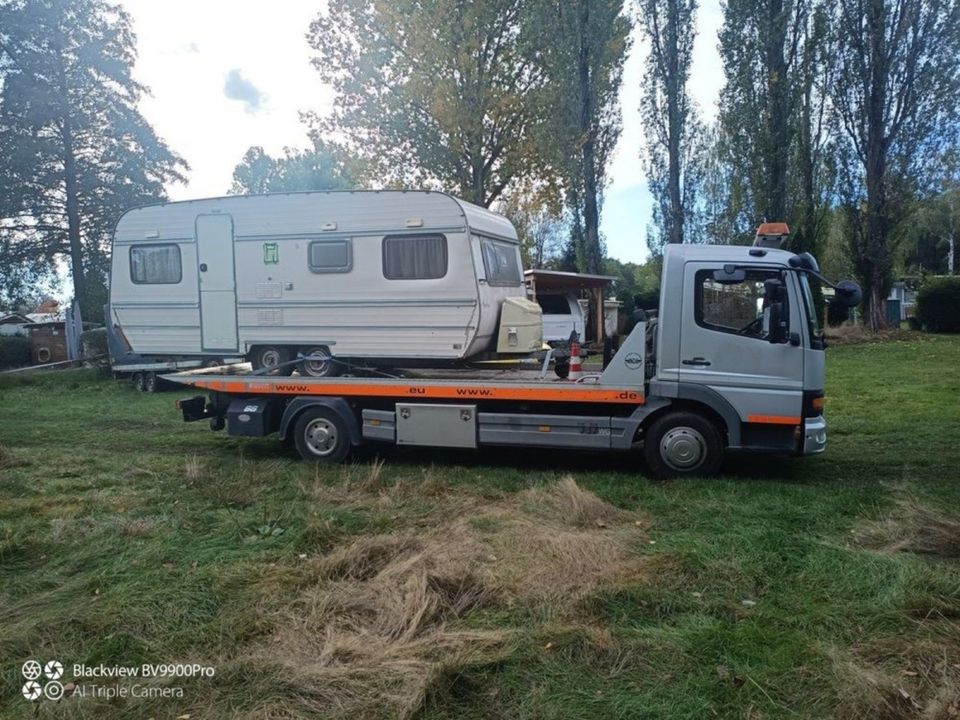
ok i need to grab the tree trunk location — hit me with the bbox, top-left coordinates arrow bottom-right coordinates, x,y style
763,0 -> 789,222
578,0 -> 602,274
56,45 -> 87,310
862,0 -> 889,331
666,0 -> 684,243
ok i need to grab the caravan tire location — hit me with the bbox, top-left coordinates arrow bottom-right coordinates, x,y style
643,411 -> 723,479
293,408 -> 351,463
249,346 -> 295,376
299,346 -> 341,377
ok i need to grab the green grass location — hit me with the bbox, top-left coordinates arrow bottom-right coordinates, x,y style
1,335 -> 959,719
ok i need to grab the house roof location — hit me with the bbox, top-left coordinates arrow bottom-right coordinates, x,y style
25,312 -> 63,324
524,269 -> 618,292
0,313 -> 33,325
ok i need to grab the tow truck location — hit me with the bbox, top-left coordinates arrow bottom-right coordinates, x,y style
167,224 -> 861,478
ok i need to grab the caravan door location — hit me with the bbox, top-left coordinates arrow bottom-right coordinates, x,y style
196,214 -> 238,352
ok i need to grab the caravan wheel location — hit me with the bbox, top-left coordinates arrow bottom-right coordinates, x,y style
299,346 -> 341,377
249,346 -> 294,376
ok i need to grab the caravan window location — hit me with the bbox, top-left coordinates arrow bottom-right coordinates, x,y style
480,238 -> 522,285
130,244 -> 181,284
309,240 -> 352,273
382,234 -> 447,280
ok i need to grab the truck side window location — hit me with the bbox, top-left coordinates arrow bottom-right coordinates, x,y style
308,239 -> 352,273
696,269 -> 782,339
130,244 -> 182,284
382,234 -> 447,279
480,237 -> 522,285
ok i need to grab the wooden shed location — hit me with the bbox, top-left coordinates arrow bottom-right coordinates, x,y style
28,321 -> 68,365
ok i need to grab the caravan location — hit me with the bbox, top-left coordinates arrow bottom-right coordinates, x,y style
108,190 -> 542,377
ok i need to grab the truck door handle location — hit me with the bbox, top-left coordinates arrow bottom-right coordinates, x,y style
682,357 -> 711,366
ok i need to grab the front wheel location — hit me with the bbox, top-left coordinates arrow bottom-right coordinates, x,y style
293,408 -> 352,463
643,411 -> 723,479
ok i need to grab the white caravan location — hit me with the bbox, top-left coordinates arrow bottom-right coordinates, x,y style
108,191 -> 542,376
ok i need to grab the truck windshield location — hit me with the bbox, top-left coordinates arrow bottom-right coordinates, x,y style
799,274 -> 823,348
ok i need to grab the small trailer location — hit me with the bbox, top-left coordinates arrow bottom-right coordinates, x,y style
108,190 -> 542,377
167,227 -> 862,477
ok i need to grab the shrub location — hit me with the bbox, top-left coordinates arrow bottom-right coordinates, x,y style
916,276 -> 960,333
81,327 -> 108,360
0,336 -> 31,369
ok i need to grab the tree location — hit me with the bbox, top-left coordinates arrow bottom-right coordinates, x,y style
537,0 -> 631,274
497,185 -> 566,269
716,0 -> 805,237
306,0 -> 549,208
0,0 -> 186,319
229,144 -> 355,195
829,0 -> 960,329
639,0 -> 703,252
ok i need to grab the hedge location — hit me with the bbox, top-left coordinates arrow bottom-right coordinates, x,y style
916,276 -> 960,333
0,335 -> 31,369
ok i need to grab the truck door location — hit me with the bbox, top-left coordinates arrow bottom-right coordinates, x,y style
196,214 -> 238,352
678,262 -> 804,426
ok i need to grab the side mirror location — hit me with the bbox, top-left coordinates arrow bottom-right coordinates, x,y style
712,267 -> 746,284
834,280 -> 863,308
767,302 -> 789,343
763,278 -> 789,343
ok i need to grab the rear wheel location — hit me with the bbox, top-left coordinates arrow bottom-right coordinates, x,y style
132,372 -> 145,392
144,371 -> 158,393
299,346 -> 341,377
643,411 -> 723,479
249,345 -> 294,375
293,408 -> 351,463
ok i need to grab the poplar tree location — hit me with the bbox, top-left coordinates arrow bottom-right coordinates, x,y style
638,0 -> 702,252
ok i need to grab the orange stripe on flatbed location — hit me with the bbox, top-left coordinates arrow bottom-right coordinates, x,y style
179,376 -> 645,405
746,414 -> 801,425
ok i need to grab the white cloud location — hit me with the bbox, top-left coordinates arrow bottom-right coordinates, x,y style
223,68 -> 265,112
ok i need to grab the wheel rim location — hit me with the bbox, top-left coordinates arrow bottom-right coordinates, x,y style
304,417 -> 338,457
301,347 -> 332,376
145,374 -> 156,391
659,426 -> 707,471
260,348 -> 282,368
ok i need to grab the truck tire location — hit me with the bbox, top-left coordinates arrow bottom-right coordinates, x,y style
643,411 -> 723,479
144,371 -> 158,393
293,407 -> 351,463
299,346 -> 341,377
249,346 -> 294,376
132,372 -> 146,392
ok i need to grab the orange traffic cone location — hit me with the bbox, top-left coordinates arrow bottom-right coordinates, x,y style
568,337 -> 582,381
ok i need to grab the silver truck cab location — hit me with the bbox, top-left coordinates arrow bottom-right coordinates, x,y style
653,241 -> 828,455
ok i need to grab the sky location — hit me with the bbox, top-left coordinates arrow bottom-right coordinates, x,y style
119,0 -> 726,265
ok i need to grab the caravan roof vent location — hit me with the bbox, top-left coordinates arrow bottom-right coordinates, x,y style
754,222 -> 789,248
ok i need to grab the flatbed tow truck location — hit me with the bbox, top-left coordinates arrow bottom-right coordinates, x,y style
167,226 -> 862,478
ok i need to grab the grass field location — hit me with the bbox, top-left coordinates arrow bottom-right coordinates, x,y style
1,335 -> 959,719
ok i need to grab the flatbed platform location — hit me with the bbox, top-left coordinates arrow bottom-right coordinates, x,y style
163,371 -> 645,405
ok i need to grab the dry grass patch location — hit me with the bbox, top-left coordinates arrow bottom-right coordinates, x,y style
0,443 -> 28,469
855,500 -> 960,558
248,475 -> 649,719
831,621 -> 960,720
